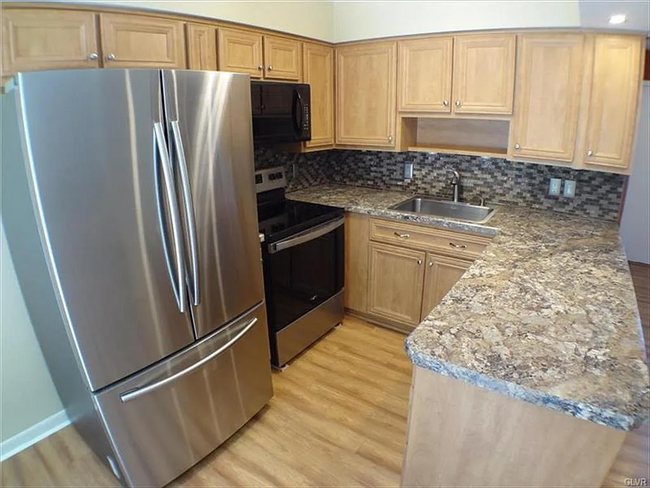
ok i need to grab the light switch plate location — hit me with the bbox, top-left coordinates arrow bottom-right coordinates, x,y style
563,180 -> 576,198
404,162 -> 414,180
549,178 -> 562,196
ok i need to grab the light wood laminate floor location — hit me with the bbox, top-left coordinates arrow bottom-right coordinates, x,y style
2,264 -> 649,487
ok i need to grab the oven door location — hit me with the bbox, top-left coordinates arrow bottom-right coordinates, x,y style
265,217 -> 344,333
252,82 -> 311,143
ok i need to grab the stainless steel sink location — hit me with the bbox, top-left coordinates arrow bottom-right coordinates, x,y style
391,197 -> 495,223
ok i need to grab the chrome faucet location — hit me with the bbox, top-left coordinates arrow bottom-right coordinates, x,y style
450,170 -> 461,202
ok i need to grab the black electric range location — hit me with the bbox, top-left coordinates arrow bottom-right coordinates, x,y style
255,167 -> 345,368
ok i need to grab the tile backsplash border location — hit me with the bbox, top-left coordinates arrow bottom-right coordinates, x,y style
254,147 -> 626,221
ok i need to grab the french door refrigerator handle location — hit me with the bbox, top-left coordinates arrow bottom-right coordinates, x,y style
170,120 -> 200,307
120,317 -> 258,402
153,122 -> 187,314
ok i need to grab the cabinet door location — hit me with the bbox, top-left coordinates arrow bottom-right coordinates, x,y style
452,34 -> 515,115
582,35 -> 643,172
218,28 -> 263,78
398,37 -> 453,112
303,42 -> 334,149
99,13 -> 185,68
368,243 -> 425,327
509,34 -> 584,163
421,254 -> 470,321
336,42 -> 397,147
264,35 -> 301,81
2,9 -> 99,76
186,23 -> 217,70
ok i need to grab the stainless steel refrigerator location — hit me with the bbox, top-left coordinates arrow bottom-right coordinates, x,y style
2,69 -> 272,487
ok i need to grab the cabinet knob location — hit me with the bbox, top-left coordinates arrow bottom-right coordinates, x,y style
417,259 -> 423,265
428,261 -> 434,267
587,150 -> 593,156
88,52 -> 99,61
514,143 -> 521,150
258,65 -> 264,71
443,100 -> 449,106
268,65 -> 273,71
455,100 -> 461,107
388,135 -> 393,143
106,53 -> 116,61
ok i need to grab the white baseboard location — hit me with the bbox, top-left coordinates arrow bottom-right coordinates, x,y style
1,409 -> 70,462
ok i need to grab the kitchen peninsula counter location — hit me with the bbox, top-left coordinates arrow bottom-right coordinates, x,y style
288,184 -> 649,432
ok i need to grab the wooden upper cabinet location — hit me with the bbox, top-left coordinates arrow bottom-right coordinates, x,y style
398,37 -> 453,112
582,35 -> 643,172
2,9 -> 99,76
218,28 -> 263,78
452,34 -> 516,114
186,23 -> 217,71
303,43 -> 334,148
264,35 -> 301,80
99,14 -> 185,68
368,243 -> 425,327
509,34 -> 585,163
336,41 -> 397,147
421,253 -> 470,321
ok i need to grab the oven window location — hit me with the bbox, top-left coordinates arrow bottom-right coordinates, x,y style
266,226 -> 344,332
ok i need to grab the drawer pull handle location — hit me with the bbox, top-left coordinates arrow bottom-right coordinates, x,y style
394,232 -> 410,239
449,242 -> 467,249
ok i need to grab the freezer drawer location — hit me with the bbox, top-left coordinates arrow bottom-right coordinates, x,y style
93,303 -> 272,487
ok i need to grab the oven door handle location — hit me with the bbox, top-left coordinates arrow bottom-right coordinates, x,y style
268,216 -> 344,254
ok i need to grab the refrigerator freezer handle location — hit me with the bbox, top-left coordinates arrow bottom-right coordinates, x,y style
119,317 -> 258,402
170,120 -> 200,307
153,122 -> 187,314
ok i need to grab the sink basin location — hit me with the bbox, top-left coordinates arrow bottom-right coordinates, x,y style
391,197 -> 495,223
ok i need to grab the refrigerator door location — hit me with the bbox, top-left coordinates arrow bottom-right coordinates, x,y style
13,70 -> 195,391
162,70 -> 265,338
93,303 -> 272,487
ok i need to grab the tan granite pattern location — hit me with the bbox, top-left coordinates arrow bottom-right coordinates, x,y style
288,184 -> 649,431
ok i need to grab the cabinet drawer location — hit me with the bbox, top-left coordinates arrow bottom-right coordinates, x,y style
369,218 -> 489,259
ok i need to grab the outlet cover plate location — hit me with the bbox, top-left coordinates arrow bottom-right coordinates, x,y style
564,180 -> 576,198
404,162 -> 414,180
549,178 -> 562,196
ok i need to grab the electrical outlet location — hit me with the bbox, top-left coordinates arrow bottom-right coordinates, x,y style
404,162 -> 414,180
549,178 -> 562,196
563,180 -> 576,198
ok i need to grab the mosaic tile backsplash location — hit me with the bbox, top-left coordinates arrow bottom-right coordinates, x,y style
254,147 -> 626,221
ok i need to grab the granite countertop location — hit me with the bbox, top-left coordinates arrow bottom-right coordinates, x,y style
288,184 -> 649,431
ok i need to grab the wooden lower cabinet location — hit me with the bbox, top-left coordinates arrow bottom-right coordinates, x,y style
368,243 -> 425,326
346,214 -> 488,332
402,366 -> 626,487
421,253 -> 471,321
344,213 -> 370,312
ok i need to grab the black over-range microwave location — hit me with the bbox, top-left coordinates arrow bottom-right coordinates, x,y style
251,81 -> 311,144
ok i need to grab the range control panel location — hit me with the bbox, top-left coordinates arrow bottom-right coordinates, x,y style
255,167 -> 286,194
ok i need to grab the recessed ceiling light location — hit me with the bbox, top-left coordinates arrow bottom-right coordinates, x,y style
608,14 -> 628,25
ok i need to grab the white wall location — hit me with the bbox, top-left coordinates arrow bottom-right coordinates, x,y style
1,218 -> 64,444
621,84 -> 650,264
9,0 -> 336,41
332,1 -> 581,42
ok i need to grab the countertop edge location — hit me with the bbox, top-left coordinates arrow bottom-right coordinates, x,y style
404,340 -> 636,431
